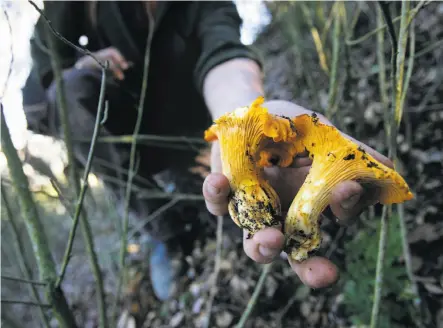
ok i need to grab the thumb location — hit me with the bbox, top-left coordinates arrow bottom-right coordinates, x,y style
210,142 -> 223,173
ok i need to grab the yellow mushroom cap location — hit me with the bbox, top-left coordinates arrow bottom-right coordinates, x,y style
204,96 -> 298,236
284,113 -> 414,261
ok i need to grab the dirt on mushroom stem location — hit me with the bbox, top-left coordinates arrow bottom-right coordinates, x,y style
204,97 -> 298,237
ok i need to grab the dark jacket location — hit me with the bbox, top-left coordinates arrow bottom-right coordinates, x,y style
29,1 -> 262,94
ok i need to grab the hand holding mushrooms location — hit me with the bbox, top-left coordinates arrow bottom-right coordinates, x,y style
202,97 -> 413,288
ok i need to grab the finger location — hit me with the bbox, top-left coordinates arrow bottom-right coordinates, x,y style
329,181 -> 379,222
107,60 -> 125,81
243,227 -> 285,264
290,151 -> 312,168
106,47 -> 129,70
264,166 -> 310,210
210,142 -> 222,173
74,56 -> 98,70
202,173 -> 230,216
289,256 -> 339,288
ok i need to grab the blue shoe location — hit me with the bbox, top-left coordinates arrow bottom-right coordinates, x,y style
148,239 -> 181,301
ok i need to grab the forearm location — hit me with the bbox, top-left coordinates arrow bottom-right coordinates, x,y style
202,58 -> 265,120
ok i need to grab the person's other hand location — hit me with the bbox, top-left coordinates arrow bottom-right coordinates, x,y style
202,100 -> 393,288
74,47 -> 131,80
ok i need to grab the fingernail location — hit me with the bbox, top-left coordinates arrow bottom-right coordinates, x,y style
341,193 -> 360,209
259,245 -> 280,258
207,183 -> 219,196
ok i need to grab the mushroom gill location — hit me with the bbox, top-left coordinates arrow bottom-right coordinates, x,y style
284,113 -> 414,262
204,96 -> 297,237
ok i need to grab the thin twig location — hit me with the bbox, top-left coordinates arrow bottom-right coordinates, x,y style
398,203 -> 427,328
379,0 -> 398,148
75,134 -> 207,145
49,178 -> 75,216
320,2 -> 340,43
235,263 -> 273,328
1,300 -> 51,308
1,184 -> 51,328
114,6 -> 156,321
370,2 -> 402,327
393,0 -> 411,136
327,3 -> 341,121
1,106 -> 77,328
398,19 -> 416,128
203,215 -> 224,328
1,275 -> 47,286
37,4 -> 108,325
346,0 -> 428,46
356,37 -> 443,79
301,2 -> 329,75
347,15 -> 401,46
372,1 -> 424,327
138,191 -> 205,200
57,85 -> 108,286
92,157 -> 160,190
370,205 -> 390,328
400,18 -> 416,153
376,5 -> 390,139
28,1 -> 106,69
126,198 -> 181,242
0,6 -> 13,100
56,88 -> 108,287
414,38 -> 443,58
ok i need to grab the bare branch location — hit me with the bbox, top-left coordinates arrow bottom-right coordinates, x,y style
113,5 -> 156,321
326,4 -> 341,121
202,215 -> 224,328
1,105 -> 77,328
347,0 -> 429,46
1,184 -> 51,327
137,192 -> 204,201
1,299 -> 51,308
126,197 -> 181,242
301,2 -> 329,75
56,83 -> 109,288
235,263 -> 273,328
414,38 -> 443,59
372,2 -> 425,327
370,205 -> 390,328
1,275 -> 47,286
78,134 -> 207,145
34,3 -> 109,325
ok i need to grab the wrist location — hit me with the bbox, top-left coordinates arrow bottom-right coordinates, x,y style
203,58 -> 265,120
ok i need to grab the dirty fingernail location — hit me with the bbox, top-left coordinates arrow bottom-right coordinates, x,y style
259,245 -> 280,258
341,193 -> 360,209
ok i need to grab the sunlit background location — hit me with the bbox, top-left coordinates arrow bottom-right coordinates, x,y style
0,0 -> 270,152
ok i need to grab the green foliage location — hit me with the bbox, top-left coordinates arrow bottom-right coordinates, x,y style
342,215 -> 412,328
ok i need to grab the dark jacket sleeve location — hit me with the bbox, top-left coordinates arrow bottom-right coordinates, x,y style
30,1 -> 85,89
193,1 -> 263,94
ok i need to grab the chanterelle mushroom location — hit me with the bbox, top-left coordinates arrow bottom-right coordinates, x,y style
204,97 -> 297,237
284,113 -> 414,261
